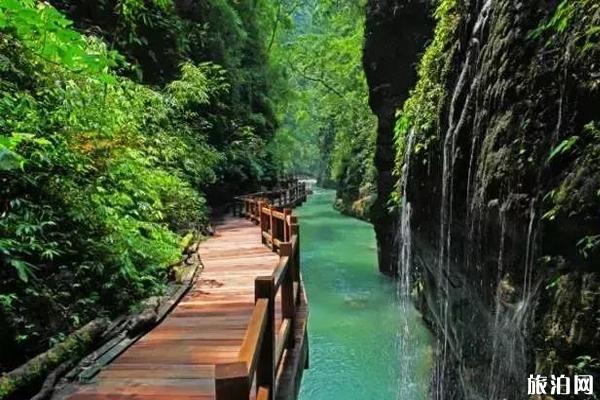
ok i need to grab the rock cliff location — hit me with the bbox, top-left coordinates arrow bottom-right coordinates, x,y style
363,0 -> 433,275
365,0 -> 600,398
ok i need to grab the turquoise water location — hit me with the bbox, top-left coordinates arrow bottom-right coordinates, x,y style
297,189 -> 432,400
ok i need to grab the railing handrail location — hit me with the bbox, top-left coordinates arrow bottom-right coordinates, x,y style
234,178 -> 306,199
216,181 -> 307,400
239,298 -> 269,378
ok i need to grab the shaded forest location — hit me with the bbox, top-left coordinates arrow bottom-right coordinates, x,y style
1,0 -> 277,372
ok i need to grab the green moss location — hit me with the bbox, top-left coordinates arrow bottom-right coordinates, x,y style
0,319 -> 108,399
179,233 -> 195,252
391,0 -> 461,202
536,1 -> 600,247
530,0 -> 600,58
543,122 -> 600,257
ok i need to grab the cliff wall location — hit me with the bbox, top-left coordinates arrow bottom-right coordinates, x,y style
365,0 -> 600,397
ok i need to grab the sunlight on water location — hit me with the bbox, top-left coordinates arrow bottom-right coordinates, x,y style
297,189 -> 432,400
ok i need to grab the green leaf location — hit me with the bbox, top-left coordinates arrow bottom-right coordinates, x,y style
0,0 -> 24,11
0,148 -> 24,171
9,259 -> 35,282
548,136 -> 579,162
545,274 -> 561,290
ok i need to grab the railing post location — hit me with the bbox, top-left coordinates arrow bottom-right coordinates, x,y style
283,209 -> 291,242
290,217 -> 300,284
270,206 -> 277,252
280,243 -> 295,349
215,362 -> 250,400
255,277 -> 275,400
259,201 -> 266,245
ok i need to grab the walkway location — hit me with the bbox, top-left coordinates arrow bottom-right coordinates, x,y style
57,182 -> 310,400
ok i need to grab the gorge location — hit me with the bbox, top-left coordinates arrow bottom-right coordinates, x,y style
0,0 -> 598,399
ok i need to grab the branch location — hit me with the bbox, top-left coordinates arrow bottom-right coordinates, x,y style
30,360 -> 75,400
287,61 -> 347,100
266,1 -> 282,52
287,61 -> 364,119
266,0 -> 303,53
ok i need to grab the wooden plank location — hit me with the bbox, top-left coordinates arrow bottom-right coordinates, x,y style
281,262 -> 295,349
262,231 -> 273,246
272,238 -> 283,250
239,299 -> 268,377
261,207 -> 272,216
274,284 -> 309,400
66,394 -> 212,400
214,362 -> 250,400
271,210 -> 285,221
99,364 -> 215,379
275,319 -> 291,372
255,277 -> 275,400
68,377 -> 215,396
272,257 -> 290,290
257,386 -> 270,400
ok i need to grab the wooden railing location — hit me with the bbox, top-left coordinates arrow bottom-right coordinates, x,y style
232,181 -> 308,222
216,181 -> 308,400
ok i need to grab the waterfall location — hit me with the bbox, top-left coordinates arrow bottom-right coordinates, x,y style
391,1 -> 552,398
435,0 -> 492,399
398,129 -> 416,296
523,198 -> 538,295
487,202 -> 508,399
395,129 -> 417,400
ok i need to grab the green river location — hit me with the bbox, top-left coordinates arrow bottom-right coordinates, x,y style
297,188 -> 432,400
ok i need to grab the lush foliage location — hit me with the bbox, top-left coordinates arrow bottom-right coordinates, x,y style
535,0 -> 600,260
267,0 -> 377,217
392,0 -> 459,205
0,0 -> 281,370
0,0 -> 380,374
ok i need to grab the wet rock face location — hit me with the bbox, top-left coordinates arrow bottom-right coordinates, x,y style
363,0 -> 433,275
367,0 -> 600,397
537,272 -> 600,375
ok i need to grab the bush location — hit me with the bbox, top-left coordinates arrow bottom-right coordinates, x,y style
0,1 -> 219,369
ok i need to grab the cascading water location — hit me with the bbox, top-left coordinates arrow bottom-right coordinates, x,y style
435,0 -> 543,397
398,129 -> 416,295
395,129 -> 419,399
434,1 -> 493,398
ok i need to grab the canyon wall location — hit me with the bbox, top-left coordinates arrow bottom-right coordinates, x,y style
365,0 -> 600,398
363,0 -> 433,274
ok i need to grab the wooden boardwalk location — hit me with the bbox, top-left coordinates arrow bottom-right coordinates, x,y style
58,183 -> 309,400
